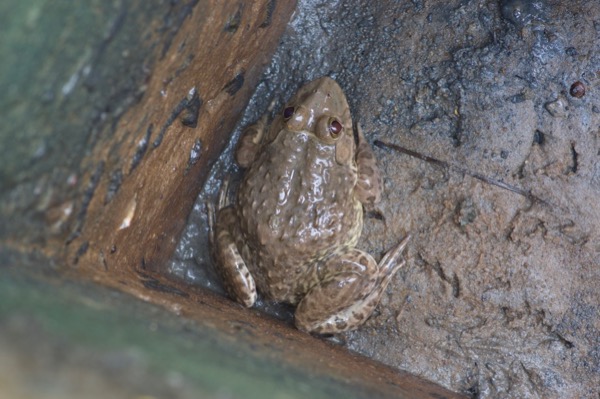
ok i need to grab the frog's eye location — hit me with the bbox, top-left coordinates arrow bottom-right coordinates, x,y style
316,115 -> 344,142
329,119 -> 343,138
283,106 -> 295,120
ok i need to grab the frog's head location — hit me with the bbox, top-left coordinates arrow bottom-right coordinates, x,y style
279,77 -> 355,165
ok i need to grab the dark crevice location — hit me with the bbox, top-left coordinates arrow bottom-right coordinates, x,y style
223,72 -> 245,96
152,96 -> 190,148
260,0 -> 276,28
375,140 -> 548,205
570,142 -> 578,174
138,272 -> 190,298
130,124 -> 153,172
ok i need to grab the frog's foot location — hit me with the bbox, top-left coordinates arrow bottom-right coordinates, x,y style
295,235 -> 410,334
210,206 -> 257,307
235,114 -> 268,168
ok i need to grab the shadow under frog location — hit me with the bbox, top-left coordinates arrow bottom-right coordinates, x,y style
209,77 -> 409,334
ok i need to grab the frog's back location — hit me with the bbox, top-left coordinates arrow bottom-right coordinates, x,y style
236,131 -> 362,301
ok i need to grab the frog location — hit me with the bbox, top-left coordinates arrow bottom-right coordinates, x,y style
209,76 -> 409,334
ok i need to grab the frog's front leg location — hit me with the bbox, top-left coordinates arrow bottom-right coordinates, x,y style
209,205 -> 257,307
295,236 -> 410,334
354,124 -> 384,206
235,114 -> 268,168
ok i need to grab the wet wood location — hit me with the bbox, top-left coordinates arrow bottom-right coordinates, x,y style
65,1 -> 295,274
80,266 -> 466,399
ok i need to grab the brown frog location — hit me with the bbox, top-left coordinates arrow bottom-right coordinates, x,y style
209,77 -> 409,334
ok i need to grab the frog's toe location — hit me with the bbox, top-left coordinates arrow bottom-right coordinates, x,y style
378,234 -> 410,276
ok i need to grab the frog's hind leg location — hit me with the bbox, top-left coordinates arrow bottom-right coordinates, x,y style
207,183 -> 257,307
354,123 -> 384,207
294,236 -> 410,334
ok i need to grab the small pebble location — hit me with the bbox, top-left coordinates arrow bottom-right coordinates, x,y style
569,81 -> 585,98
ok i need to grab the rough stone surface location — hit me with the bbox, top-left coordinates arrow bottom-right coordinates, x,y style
0,1 -> 464,398
174,1 -> 600,398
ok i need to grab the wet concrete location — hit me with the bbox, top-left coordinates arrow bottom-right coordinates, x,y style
172,1 -> 600,397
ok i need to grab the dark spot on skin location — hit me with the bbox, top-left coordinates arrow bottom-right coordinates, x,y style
359,255 -> 369,267
569,81 -> 585,98
131,124 -> 153,172
223,72 -> 245,96
352,311 -> 365,321
335,320 -> 348,330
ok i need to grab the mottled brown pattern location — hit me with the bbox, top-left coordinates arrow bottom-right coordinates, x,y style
213,207 -> 257,307
211,77 -> 409,333
354,124 -> 383,206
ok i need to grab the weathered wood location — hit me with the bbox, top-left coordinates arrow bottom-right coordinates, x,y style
61,261 -> 465,399
65,1 -> 294,275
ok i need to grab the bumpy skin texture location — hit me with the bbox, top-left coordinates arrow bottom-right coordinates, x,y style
211,77 -> 408,334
